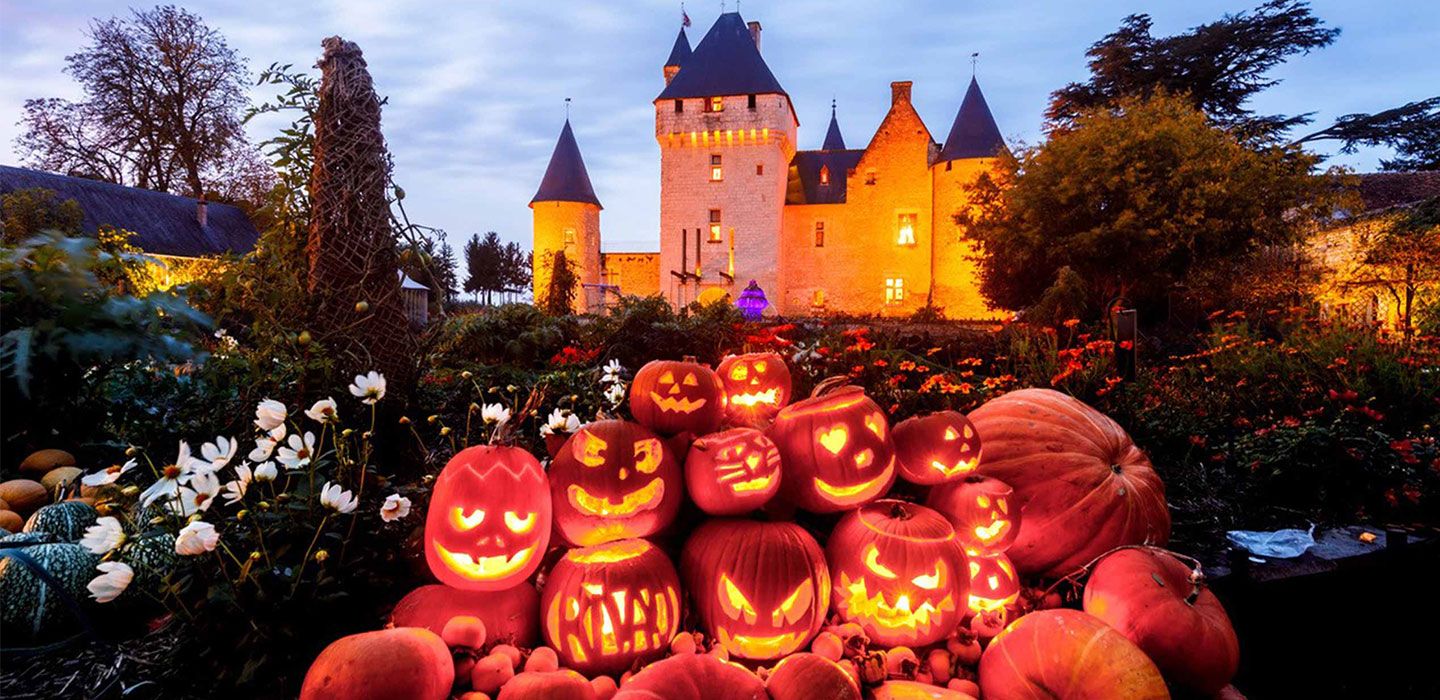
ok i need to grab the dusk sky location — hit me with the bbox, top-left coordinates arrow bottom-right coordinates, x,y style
2,0 -> 1436,257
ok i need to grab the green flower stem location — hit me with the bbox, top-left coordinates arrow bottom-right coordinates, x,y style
290,514 -> 329,595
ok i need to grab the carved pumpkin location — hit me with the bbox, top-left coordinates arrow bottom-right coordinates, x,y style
388,583 -> 540,647
966,553 -> 1020,615
681,519 -> 830,660
893,411 -> 982,485
717,352 -> 792,428
685,428 -> 783,515
423,446 -> 551,590
827,500 -> 969,647
300,627 -> 454,700
612,652 -> 768,700
542,538 -> 681,677
926,475 -> 1019,556
629,358 -> 726,436
978,609 -> 1169,700
1083,548 -> 1239,695
550,420 -> 681,546
767,382 -> 896,513
971,388 -> 1170,578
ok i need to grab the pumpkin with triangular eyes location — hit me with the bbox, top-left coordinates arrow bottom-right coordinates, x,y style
685,428 -> 783,515
927,475 -> 1019,556
717,352 -> 792,428
549,420 -> 681,546
681,519 -> 831,660
893,410 -> 983,485
767,382 -> 896,513
629,358 -> 726,436
423,445 -> 552,591
967,552 -> 1021,616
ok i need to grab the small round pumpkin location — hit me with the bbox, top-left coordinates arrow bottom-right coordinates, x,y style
871,680 -> 978,700
424,445 -> 552,590
926,475 -> 1019,556
550,420 -> 682,546
0,511 -> 22,532
767,653 -> 861,700
767,382 -> 896,513
300,627 -> 454,700
389,583 -> 540,647
978,609 -> 1169,700
893,411 -> 982,485
40,467 -> 84,495
0,480 -> 49,517
717,352 -> 792,428
18,449 -> 76,478
612,653 -> 767,700
1083,548 -> 1239,695
684,428 -> 782,516
497,669 -> 597,700
629,358 -> 727,436
971,388 -> 1170,578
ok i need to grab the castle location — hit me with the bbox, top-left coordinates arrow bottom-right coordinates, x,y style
532,11 -> 1008,319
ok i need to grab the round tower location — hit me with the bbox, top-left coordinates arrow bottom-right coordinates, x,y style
931,76 -> 1008,320
531,118 -> 602,313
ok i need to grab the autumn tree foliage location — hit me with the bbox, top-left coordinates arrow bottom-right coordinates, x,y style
1349,197 -> 1440,340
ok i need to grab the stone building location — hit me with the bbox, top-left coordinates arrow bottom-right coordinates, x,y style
532,11 -> 1008,318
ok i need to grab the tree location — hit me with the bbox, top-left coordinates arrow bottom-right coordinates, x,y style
14,5 -> 271,203
1294,97 -> 1440,171
960,93 -> 1336,319
462,232 -> 530,305
1350,197 -> 1440,342
541,251 -> 579,315
1,188 -> 84,244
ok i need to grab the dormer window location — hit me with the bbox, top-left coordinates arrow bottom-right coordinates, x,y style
707,96 -> 724,113
710,154 -> 723,181
819,165 -> 831,186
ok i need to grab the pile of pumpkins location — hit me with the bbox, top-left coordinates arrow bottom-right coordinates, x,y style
301,354 -> 1240,700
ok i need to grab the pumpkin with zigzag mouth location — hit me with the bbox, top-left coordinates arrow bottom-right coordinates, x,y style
423,445 -> 551,591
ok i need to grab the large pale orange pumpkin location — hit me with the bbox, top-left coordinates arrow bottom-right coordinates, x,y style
388,583 -> 540,647
1083,548 -> 1239,695
767,653 -> 861,700
978,609 -> 1169,700
612,653 -> 767,700
300,628 -> 454,700
497,669 -> 598,700
970,388 -> 1170,577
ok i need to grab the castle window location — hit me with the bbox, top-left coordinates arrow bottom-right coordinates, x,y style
865,169 -> 877,185
814,221 -> 826,247
563,228 -> 576,245
747,94 -> 757,110
756,164 -> 764,176
819,165 -> 831,186
710,154 -> 723,181
811,289 -> 827,310
707,96 -> 724,113
674,99 -> 684,113
709,209 -> 723,242
896,213 -> 917,246
885,278 -> 905,304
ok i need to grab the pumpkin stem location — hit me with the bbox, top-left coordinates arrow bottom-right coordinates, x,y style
682,355 -> 698,363
810,375 -> 852,398
1043,544 -> 1207,601
888,500 -> 911,520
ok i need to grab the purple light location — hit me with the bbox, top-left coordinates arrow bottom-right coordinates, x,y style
735,280 -> 769,320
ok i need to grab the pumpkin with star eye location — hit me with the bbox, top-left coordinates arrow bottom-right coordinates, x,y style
966,553 -> 1020,615
423,446 -> 552,591
681,519 -> 831,660
893,411 -> 982,485
767,380 -> 897,513
629,357 -> 727,436
549,420 -> 682,546
926,475 -> 1019,556
541,538 -> 681,677
685,428 -> 783,515
827,500 -> 969,647
717,352 -> 792,428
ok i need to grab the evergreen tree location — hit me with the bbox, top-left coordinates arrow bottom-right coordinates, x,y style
541,251 -> 578,315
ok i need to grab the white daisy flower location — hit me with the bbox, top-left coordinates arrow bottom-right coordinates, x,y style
196,436 -> 238,474
319,482 -> 358,514
348,371 -> 387,405
305,397 -> 340,424
379,494 -> 411,522
222,464 -> 253,505
139,442 -> 197,507
174,521 -> 220,556
253,460 -> 278,483
82,459 -> 136,487
277,431 -> 317,471
255,399 -> 287,432
480,403 -> 511,426
79,516 -> 126,555
87,561 -> 134,603
248,426 -> 286,462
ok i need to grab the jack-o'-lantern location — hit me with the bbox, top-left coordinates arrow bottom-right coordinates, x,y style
541,538 -> 681,677
629,357 -> 727,436
549,420 -> 681,546
681,519 -> 830,660
827,500 -> 969,647
966,553 -> 1020,615
767,380 -> 896,513
423,446 -> 551,590
926,475 -> 1019,556
717,352 -> 792,428
892,411 -> 982,485
685,428 -> 783,515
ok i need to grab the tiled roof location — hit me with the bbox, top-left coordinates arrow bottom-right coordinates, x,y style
785,149 -> 864,205
656,12 -> 786,101
665,27 -> 691,67
1352,171 -> 1440,212
938,77 -> 1006,162
530,120 -> 602,208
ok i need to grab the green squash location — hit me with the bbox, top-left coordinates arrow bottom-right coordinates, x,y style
123,530 -> 177,591
0,542 -> 99,638
22,501 -> 98,541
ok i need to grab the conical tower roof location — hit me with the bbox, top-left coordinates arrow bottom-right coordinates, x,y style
665,27 -> 691,67
530,119 -> 601,208
938,77 -> 1006,162
822,101 -> 846,150
657,12 -> 786,100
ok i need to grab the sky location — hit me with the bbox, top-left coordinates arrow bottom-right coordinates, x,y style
2,0 -> 1437,257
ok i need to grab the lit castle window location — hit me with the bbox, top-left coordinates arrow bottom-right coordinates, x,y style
897,213 -> 917,246
885,278 -> 905,304
711,154 -> 723,181
707,96 -> 724,113
709,209 -> 723,242
819,165 -> 830,185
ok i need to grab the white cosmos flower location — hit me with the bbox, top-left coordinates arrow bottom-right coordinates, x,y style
277,431 -> 317,471
349,371 -> 387,405
79,516 -> 126,555
601,359 -> 624,382
539,409 -> 582,437
82,459 -> 136,487
305,397 -> 340,424
139,442 -> 197,507
175,521 -> 220,556
604,383 -> 626,407
169,470 -> 221,516
196,436 -> 238,474
222,464 -> 253,505
248,426 -> 286,462
380,494 -> 411,522
319,482 -> 358,514
253,460 -> 278,483
255,398 -> 287,431
87,561 -> 134,603
480,403 -> 511,425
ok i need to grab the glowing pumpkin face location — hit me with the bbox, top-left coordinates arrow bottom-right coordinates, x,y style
767,384 -> 896,513
423,445 -> 551,591
629,358 -> 727,436
893,411 -> 983,485
681,519 -> 830,660
717,352 -> 792,428
967,552 -> 1020,615
926,475 -> 1019,556
827,500 -> 970,647
549,420 -> 681,546
684,428 -> 783,516
542,539 -> 681,677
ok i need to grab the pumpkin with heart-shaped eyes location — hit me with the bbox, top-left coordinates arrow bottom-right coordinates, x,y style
681,519 -> 831,660
423,445 -> 552,591
717,352 -> 792,428
927,475 -> 1019,556
767,379 -> 896,513
893,411 -> 983,485
629,357 -> 727,436
685,428 -> 783,515
827,500 -> 969,647
549,420 -> 681,546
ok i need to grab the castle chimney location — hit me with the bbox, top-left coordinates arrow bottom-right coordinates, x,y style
196,196 -> 208,228
748,21 -> 762,52
891,81 -> 913,105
